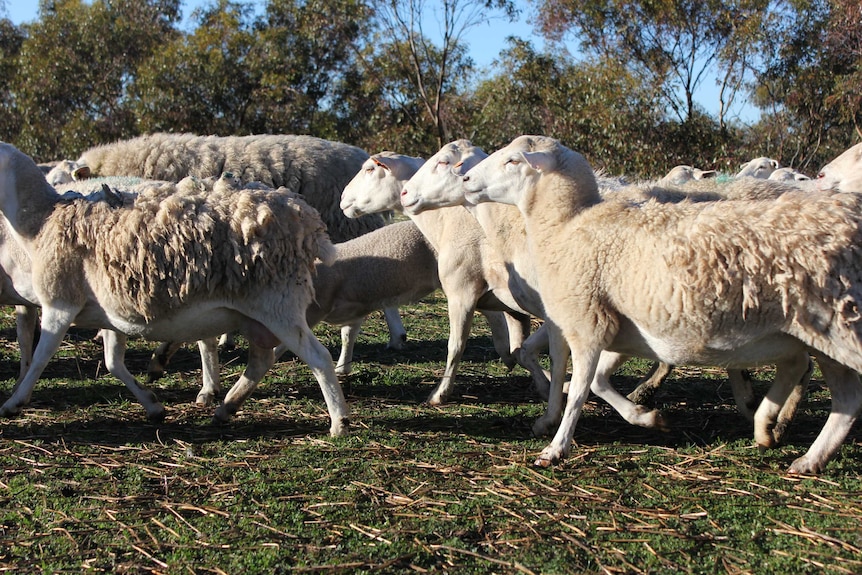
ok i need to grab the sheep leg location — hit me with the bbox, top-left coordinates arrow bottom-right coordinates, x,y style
240,325 -> 348,437
215,343 -> 276,423
335,321 -> 363,375
753,352 -> 813,449
772,358 -> 812,444
516,323 -> 552,400
626,362 -> 674,404
196,337 -> 221,406
480,310 -> 516,370
100,330 -> 165,421
535,343 -> 602,467
147,341 -> 184,381
788,354 -> 862,474
1,304 -> 76,416
382,307 -> 407,350
503,311 -> 531,370
12,305 -> 38,390
727,369 -> 758,421
532,322 -> 569,436
589,352 -> 668,431
426,296 -> 476,405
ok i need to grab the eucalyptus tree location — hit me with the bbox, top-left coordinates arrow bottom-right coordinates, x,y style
535,0 -> 770,129
12,0 -> 180,161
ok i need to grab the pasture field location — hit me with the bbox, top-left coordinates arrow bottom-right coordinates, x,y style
0,294 -> 860,574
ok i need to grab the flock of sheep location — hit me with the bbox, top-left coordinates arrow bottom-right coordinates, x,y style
1,131 -> 862,475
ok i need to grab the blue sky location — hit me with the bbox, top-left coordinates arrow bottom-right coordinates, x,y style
4,0 -> 759,123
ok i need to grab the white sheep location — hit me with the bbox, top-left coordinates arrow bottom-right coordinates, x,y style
399,140 -> 672,435
463,134 -> 862,474
149,219 -> 442,406
340,150 -> 538,405
657,165 -> 716,186
815,142 -> 862,193
70,132 -> 385,243
0,142 -> 349,436
768,167 -> 810,182
736,156 -> 781,179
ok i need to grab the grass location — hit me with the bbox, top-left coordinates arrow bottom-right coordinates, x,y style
0,296 -> 860,574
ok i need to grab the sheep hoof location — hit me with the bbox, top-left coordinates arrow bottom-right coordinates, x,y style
335,363 -> 352,376
386,334 -> 408,351
195,392 -> 217,407
653,410 -> 671,433
533,455 -> 554,468
147,369 -> 164,383
330,417 -> 350,437
0,402 -> 22,418
213,404 -> 236,423
788,456 -> 824,475
146,406 -> 167,422
531,416 -> 559,437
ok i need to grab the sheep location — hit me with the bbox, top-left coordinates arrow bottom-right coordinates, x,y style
736,156 -> 780,179
815,142 -> 862,193
399,140 -> 673,435
0,142 -> 349,436
59,139 -> 410,351
70,132 -> 385,243
340,150 -> 538,405
399,141 -> 810,441
0,218 -> 39,382
768,167 -> 811,182
462,134 -> 862,474
657,165 -> 716,186
149,218 -> 442,405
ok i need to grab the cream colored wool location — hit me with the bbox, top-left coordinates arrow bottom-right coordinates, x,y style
76,132 -> 385,243
36,184 -> 331,322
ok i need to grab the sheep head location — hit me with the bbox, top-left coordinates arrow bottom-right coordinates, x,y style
340,152 -> 423,217
401,139 -> 488,214
816,142 -> 862,193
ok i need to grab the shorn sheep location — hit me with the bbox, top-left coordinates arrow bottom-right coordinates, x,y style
816,142 -> 862,193
463,135 -> 862,474
0,142 -> 349,436
399,140 -> 668,435
340,150 -> 538,405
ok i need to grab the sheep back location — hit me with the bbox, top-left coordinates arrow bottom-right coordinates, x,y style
78,133 -> 386,242
35,184 -> 333,322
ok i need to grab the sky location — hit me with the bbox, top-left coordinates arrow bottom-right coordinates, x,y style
4,0 -> 759,123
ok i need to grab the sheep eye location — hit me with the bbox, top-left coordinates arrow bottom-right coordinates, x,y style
817,172 -> 825,179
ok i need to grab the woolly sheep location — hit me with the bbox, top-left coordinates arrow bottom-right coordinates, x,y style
150,219 -> 442,405
462,134 -> 862,474
736,156 -> 780,179
340,150 -> 537,405
768,167 -> 810,182
69,132 -> 385,243
657,165 -> 716,186
816,142 -> 862,193
399,141 -> 809,441
0,142 -> 349,436
399,140 -> 672,436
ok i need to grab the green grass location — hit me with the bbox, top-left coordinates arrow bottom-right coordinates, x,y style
0,297 -> 860,574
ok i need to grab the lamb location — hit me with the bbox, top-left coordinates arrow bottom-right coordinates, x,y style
149,218 -> 442,405
70,132 -> 385,243
736,156 -> 781,178
340,150 -> 538,405
815,142 -> 862,193
462,134 -> 862,474
399,140 -> 671,435
0,142 -> 349,436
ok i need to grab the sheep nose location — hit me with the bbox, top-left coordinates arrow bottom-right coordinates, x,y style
462,175 -> 470,182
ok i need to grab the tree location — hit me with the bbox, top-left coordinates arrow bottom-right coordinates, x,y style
131,0 -> 257,135
0,18 -> 25,145
370,0 -> 517,149
11,0 -> 180,160
535,0 -> 770,128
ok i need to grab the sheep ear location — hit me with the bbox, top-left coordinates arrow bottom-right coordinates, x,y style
770,159 -> 780,169
522,151 -> 553,173
73,165 -> 91,180
372,157 -> 391,171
